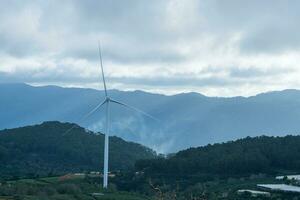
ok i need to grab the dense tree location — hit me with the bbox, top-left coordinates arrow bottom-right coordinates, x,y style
0,121 -> 156,179
136,135 -> 300,176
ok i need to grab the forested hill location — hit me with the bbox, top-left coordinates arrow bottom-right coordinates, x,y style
136,135 -> 300,176
0,121 -> 156,179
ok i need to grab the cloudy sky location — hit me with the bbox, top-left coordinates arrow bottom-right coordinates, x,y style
0,0 -> 299,97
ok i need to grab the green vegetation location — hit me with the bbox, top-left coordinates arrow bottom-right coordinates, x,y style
0,121 -> 156,180
1,174 -> 299,200
128,135 -> 300,199
0,175 -> 148,200
3,122 -> 300,199
136,135 -> 300,176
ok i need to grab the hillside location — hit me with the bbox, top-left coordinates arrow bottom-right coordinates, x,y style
2,83 -> 300,152
0,121 -> 156,179
136,135 -> 300,176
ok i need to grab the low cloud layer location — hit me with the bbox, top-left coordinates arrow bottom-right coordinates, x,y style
0,0 -> 299,97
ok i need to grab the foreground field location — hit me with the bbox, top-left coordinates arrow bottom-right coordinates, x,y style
2,173 -> 300,200
0,175 -> 148,200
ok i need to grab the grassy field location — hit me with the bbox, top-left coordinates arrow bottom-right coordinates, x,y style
0,175 -> 149,200
1,173 -> 300,199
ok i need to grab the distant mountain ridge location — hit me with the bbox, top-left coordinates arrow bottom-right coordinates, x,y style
0,121 -> 156,179
1,83 -> 300,153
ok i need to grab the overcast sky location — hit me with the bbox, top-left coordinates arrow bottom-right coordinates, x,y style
0,0 -> 299,97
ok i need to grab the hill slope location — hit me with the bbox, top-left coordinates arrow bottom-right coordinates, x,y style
136,135 -> 300,176
0,121 -> 156,179
2,83 -> 300,152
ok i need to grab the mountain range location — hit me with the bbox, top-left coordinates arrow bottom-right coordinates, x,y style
1,83 -> 300,152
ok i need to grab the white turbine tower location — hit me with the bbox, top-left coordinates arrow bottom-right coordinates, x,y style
97,43 -> 157,188
65,42 -> 157,189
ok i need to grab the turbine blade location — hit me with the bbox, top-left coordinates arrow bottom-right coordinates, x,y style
62,99 -> 107,136
110,98 -> 159,122
81,99 -> 107,120
98,41 -> 108,97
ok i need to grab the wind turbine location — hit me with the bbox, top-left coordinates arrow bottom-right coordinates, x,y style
98,43 -> 158,188
65,42 -> 157,189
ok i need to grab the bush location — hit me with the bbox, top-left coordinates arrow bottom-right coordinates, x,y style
57,183 -> 81,194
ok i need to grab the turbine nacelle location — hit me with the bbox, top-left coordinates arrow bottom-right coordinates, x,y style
105,97 -> 111,102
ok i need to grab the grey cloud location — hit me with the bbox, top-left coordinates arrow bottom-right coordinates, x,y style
229,67 -> 294,78
0,0 -> 300,96
65,44 -> 186,64
0,70 -> 99,84
199,0 -> 300,54
0,35 -> 40,58
0,0 -> 197,62
236,1 -> 300,54
2,0 -> 300,59
109,76 -> 258,88
0,68 -> 262,89
240,24 -> 300,54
